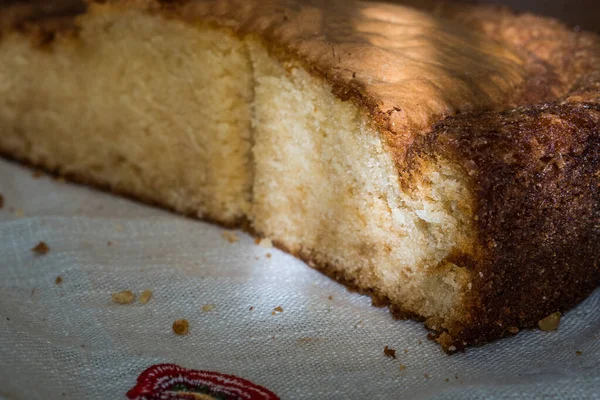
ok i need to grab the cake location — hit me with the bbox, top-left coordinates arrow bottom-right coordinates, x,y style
0,0 -> 598,352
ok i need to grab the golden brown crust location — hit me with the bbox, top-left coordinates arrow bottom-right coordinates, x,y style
429,1 -> 599,97
1,0 -> 589,160
395,3 -> 600,350
165,0 -> 536,169
0,1 -> 84,47
421,100 -> 600,350
2,1 -> 594,147
1,0 -> 599,351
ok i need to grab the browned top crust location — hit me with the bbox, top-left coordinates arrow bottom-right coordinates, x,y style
180,0 -> 527,142
175,0 -> 599,168
0,1 -> 84,31
3,0 -> 597,162
411,98 -> 600,348
0,1 -> 84,46
395,2 -> 600,348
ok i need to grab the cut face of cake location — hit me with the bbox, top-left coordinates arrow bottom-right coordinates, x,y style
0,0 -> 598,351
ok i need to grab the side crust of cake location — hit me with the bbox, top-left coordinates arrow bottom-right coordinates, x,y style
0,0 -> 598,351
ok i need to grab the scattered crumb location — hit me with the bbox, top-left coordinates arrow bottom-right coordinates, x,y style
0,193 -> 3,209
249,306 -> 254,311
31,288 -> 35,297
15,209 -> 24,217
271,306 -> 284,316
32,170 -> 43,178
576,350 -> 582,356
399,365 -> 406,371
254,237 -> 261,245
139,289 -> 153,304
404,349 -> 408,354
172,319 -> 189,335
112,290 -> 135,305
383,346 -> 396,359
107,241 -> 112,246
418,340 -> 422,345
258,238 -> 273,248
424,373 -> 430,379
266,253 -> 272,259
445,378 -> 450,383
448,345 -> 457,352
538,311 -> 561,331
328,295 -> 333,300
222,231 -> 239,243
202,304 -> 215,312
32,242 -> 50,255
55,276 -> 62,285
508,326 -> 519,334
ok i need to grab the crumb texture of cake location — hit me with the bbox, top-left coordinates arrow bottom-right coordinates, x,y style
249,38 -> 475,325
0,3 -> 255,223
0,0 -> 598,351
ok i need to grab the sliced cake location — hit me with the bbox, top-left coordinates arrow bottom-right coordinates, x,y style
0,0 -> 598,351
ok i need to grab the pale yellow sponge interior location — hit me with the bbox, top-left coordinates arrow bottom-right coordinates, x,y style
0,10 -> 254,222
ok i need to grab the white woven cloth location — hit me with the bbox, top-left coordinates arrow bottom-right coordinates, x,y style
1,158 -> 599,399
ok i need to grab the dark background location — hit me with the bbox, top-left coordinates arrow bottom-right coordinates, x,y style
480,0 -> 599,32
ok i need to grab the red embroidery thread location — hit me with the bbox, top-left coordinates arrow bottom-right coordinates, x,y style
127,364 -> 279,400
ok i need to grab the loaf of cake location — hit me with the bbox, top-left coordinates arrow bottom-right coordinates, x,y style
0,0 -> 598,352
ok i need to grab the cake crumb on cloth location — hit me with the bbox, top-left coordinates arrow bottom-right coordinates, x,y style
222,231 -> 239,243
32,242 -> 50,255
538,312 -> 561,331
172,319 -> 189,335
383,346 -> 396,359
139,290 -> 152,304
112,290 -> 135,305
